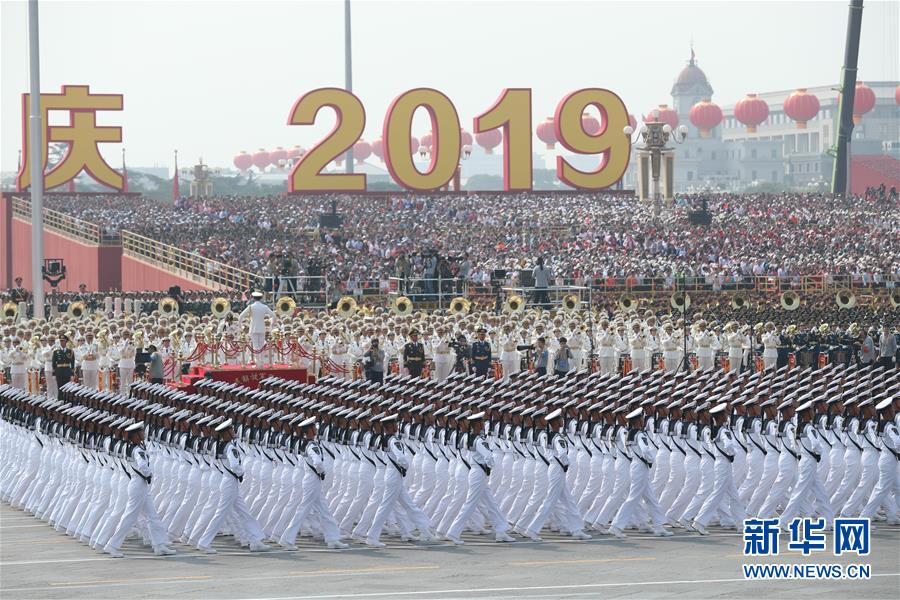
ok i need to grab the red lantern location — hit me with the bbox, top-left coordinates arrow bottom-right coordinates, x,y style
269,146 -> 288,168
734,94 -> 769,133
234,151 -> 253,171
409,135 -> 419,156
353,140 -> 372,164
460,128 -> 473,147
783,89 -> 820,129
688,99 -> 723,138
287,145 -> 304,159
628,114 -> 637,129
581,113 -> 600,136
851,81 -> 876,124
252,149 -> 270,171
536,117 -> 557,149
643,104 -> 679,129
895,84 -> 900,106
420,132 -> 434,149
475,129 -> 502,154
371,138 -> 384,161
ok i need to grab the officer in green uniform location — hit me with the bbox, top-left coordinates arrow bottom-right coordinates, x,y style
403,329 -> 425,378
52,335 -> 76,388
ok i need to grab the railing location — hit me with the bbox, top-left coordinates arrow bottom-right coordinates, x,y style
387,276 -> 471,310
121,230 -> 263,292
262,275 -> 329,309
11,196 -> 120,245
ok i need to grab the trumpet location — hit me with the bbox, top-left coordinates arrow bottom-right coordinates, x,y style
2,301 -> 18,319
337,296 -> 358,317
780,291 -> 801,311
730,294 -> 748,310
159,297 -> 179,316
392,295 -> 413,316
835,289 -> 856,309
670,292 -> 691,312
618,295 -> 638,313
449,296 -> 471,316
504,294 -> 525,314
562,294 -> 580,312
67,301 -> 86,319
211,297 -> 231,318
275,296 -> 296,318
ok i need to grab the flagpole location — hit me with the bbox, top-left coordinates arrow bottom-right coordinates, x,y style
28,0 -> 45,319
343,0 -> 353,175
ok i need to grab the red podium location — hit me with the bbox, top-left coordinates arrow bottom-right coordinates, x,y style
173,364 -> 312,392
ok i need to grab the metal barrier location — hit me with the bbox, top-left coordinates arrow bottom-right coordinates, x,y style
387,276 -> 470,310
121,230 -> 263,292
264,276 -> 329,309
578,274 -> 898,296
500,285 -> 591,311
11,196 -> 120,245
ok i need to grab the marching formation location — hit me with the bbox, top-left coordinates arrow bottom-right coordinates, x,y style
1,360 -> 898,558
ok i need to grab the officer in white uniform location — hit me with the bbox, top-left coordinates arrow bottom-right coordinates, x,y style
239,292 -> 275,358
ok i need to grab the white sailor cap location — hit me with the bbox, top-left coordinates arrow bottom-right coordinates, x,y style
298,416 -> 317,428
380,414 -> 398,423
709,402 -> 729,415
545,407 -> 563,422
124,421 -> 144,432
432,406 -> 449,417
625,407 -> 643,420
214,418 -> 233,432
797,399 -> 814,412
875,397 -> 893,411
251,291 -> 264,299
467,411 -> 485,421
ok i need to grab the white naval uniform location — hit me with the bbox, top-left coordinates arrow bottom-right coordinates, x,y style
239,300 -> 275,355
610,428 -> 669,531
103,443 -> 170,554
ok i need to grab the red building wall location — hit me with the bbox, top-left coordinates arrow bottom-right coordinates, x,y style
121,255 -> 213,292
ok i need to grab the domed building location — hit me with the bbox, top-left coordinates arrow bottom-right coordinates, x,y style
624,48 -> 899,195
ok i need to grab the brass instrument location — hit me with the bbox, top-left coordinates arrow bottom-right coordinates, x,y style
67,301 -> 86,319
159,297 -> 179,316
891,290 -> 900,309
337,296 -> 358,317
780,291 -> 801,311
275,296 -> 296,318
730,294 -> 748,310
504,294 -> 525,314
835,289 -> 856,309
392,296 -> 413,316
618,295 -> 638,313
670,292 -> 691,312
211,297 -> 231,318
133,329 -> 145,348
2,302 -> 18,319
562,294 -> 580,312
449,296 -> 471,316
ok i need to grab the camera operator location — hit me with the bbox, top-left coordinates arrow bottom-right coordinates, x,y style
364,338 -> 385,384
532,257 -> 552,309
395,253 -> 412,295
456,253 -> 471,294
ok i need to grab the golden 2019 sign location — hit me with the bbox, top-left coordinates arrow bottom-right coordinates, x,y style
287,88 -> 631,193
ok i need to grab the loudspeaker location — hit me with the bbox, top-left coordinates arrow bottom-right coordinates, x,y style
688,210 -> 712,226
319,213 -> 343,229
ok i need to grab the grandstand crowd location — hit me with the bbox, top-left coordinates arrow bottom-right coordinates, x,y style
42,191 -> 900,288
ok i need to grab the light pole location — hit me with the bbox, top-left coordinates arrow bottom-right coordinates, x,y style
624,121 -> 688,221
28,0 -> 44,319
343,0 -> 353,175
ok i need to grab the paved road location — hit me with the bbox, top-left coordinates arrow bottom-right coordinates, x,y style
2,504 -> 898,599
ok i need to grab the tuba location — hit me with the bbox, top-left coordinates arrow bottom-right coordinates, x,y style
890,290 -> 900,309
392,296 -> 413,316
562,294 -> 580,312
159,297 -> 179,316
835,289 -> 856,309
337,296 -> 358,317
67,301 -> 86,319
780,291 -> 801,311
670,292 -> 691,312
504,294 -> 525,314
275,296 -> 296,318
2,302 -> 18,319
618,295 -> 638,313
211,297 -> 231,318
730,293 -> 748,310
449,296 -> 471,316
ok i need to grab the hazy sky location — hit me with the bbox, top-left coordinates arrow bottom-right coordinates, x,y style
2,0 -> 898,173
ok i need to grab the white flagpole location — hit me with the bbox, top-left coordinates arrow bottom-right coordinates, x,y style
28,0 -> 45,320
